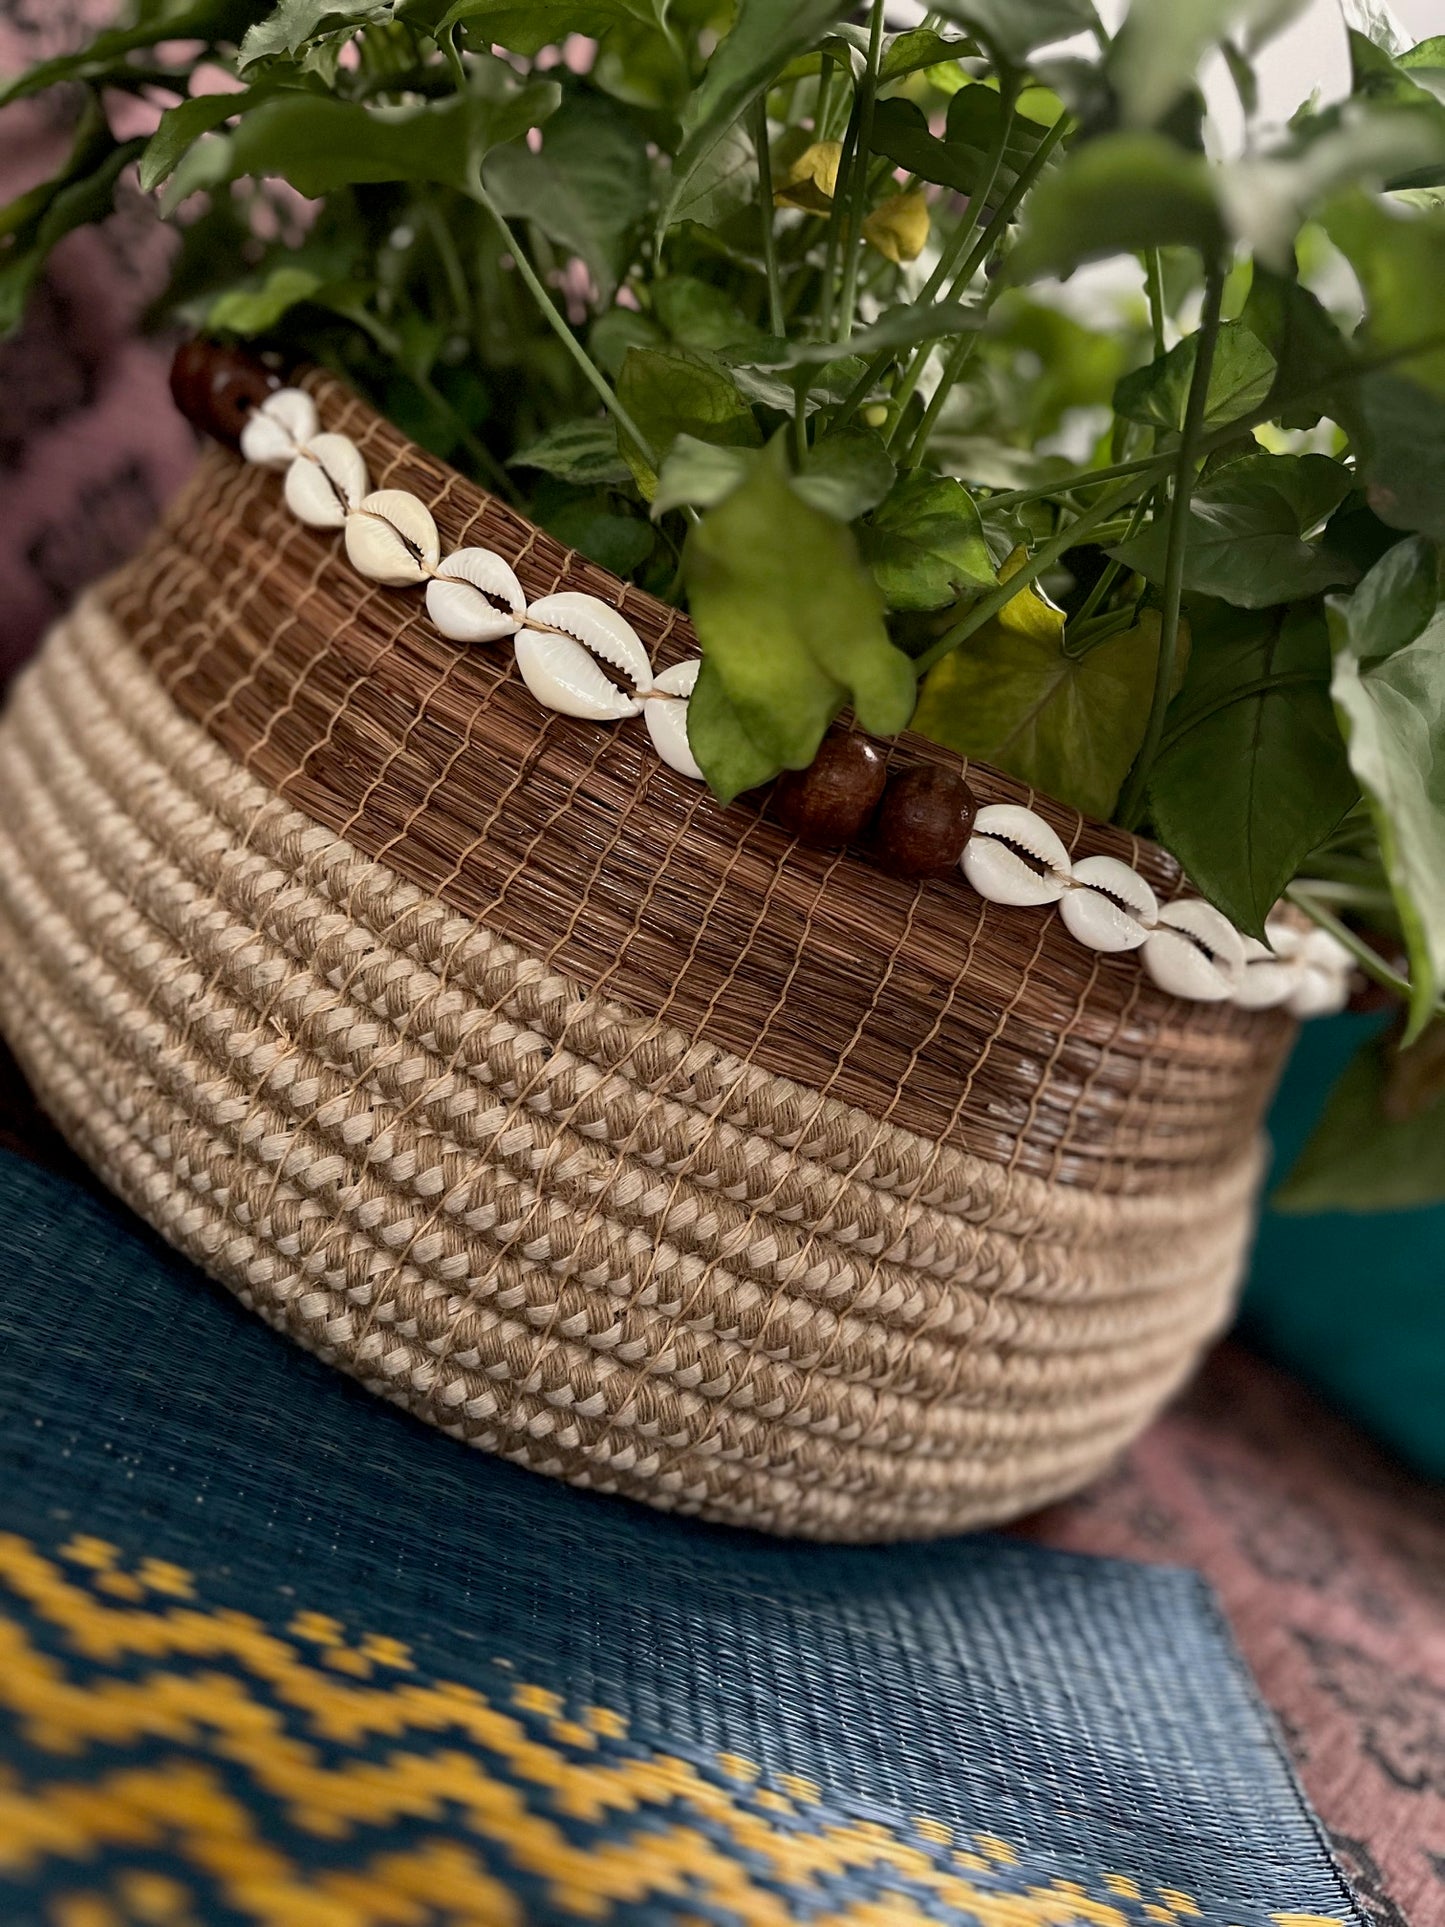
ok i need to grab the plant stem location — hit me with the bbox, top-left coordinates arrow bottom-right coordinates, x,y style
901,326 -> 980,465
920,85 -> 1038,310
1074,518 -> 1140,548
440,23 -> 467,92
473,183 -> 658,470
830,104 -> 1047,441
1144,246 -> 1166,358
814,51 -> 835,139
752,94 -> 785,338
1065,581 -> 1133,643
1068,530 -> 1139,621
984,453 -> 1165,510
835,0 -> 887,343
912,473 -> 1148,678
1116,263 -> 1226,829
420,198 -> 470,323
1062,487 -> 1155,651
1064,602 -> 1140,653
827,342 -> 894,435
817,85 -> 858,340
886,86 -> 1015,456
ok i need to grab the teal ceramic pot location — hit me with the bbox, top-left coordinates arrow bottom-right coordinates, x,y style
1242,1013 -> 1445,1481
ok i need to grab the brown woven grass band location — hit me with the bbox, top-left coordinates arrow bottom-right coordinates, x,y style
0,601 -> 1261,1539
102,370 -> 1291,1195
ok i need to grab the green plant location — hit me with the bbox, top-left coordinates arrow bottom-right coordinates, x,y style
5,0 -> 1445,1206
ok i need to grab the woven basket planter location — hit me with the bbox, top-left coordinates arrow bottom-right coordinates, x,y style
0,370 -> 1295,1542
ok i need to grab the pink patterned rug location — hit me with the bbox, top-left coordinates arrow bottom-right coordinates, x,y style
1026,1347 -> 1445,1925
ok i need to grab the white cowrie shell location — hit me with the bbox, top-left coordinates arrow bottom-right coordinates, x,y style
1299,925 -> 1354,975
1289,962 -> 1350,1018
960,803 -> 1072,906
644,659 -> 703,780
1059,853 -> 1157,953
284,433 -> 368,528
1263,912 -> 1306,960
1143,898 -> 1246,1002
426,547 -> 526,642
514,631 -> 644,720
523,592 -> 654,694
344,489 -> 440,586
514,591 -> 654,721
239,387 -> 318,468
1234,935 -> 1299,1011
1261,912 -> 1354,1012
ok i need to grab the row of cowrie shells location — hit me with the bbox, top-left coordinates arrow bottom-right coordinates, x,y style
961,804 -> 1351,1015
241,388 -> 704,781
242,388 -> 1352,1018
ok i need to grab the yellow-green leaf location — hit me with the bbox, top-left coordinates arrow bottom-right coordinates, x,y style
774,140 -> 842,211
914,561 -> 1176,819
684,444 -> 915,801
863,190 -> 930,263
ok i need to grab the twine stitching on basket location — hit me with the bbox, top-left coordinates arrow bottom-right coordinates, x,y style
0,371 -> 1316,1537
73,558 -> 1271,1217
223,375 -> 1353,1032
337,499 -> 715,1384
113,418 -> 1225,1187
0,601 -> 1270,1537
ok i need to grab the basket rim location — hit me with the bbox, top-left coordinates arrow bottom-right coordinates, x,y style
302,365 -> 1191,881
91,366 -> 1292,1193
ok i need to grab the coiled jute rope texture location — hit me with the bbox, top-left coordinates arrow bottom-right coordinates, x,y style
0,374 -> 1295,1539
0,596 -> 1272,1539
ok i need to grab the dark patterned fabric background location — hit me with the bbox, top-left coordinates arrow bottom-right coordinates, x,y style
0,5 -> 1443,1922
0,1 -> 196,682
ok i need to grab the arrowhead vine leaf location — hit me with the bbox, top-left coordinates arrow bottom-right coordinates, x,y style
684,445 -> 916,799
915,563 -> 1169,820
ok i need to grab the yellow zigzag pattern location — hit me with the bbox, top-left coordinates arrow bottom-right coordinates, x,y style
0,1534 -> 1347,1927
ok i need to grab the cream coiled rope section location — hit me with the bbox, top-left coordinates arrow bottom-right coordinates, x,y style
0,599 -> 1262,1540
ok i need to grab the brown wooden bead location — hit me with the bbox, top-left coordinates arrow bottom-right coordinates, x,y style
872,764 -> 977,877
169,338 -> 280,449
772,732 -> 888,847
168,338 -> 211,424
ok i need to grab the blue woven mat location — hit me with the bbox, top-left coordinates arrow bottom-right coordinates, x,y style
0,1149 -> 1359,1926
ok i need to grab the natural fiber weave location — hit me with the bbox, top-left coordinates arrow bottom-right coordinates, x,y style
0,375 -> 1297,1536
104,372 -> 1292,1195
0,588 -> 1272,1539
